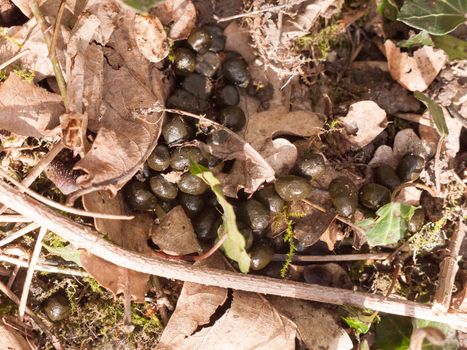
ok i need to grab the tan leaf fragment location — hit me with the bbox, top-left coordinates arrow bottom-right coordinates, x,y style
0,73 -> 64,137
246,109 -> 324,150
385,40 -> 447,92
151,206 -> 201,255
60,112 -> 88,153
152,0 -> 196,40
81,191 -> 153,301
338,100 -> 387,148
0,324 -> 30,350
268,296 -> 354,350
134,14 -> 169,63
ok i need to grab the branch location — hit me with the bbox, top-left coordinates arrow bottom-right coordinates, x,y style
0,180 -> 465,331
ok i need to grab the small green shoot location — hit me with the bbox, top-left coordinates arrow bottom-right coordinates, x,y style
398,30 -> 433,48
359,202 -> 418,247
118,0 -> 165,13
342,308 -> 380,337
190,162 -> 251,273
414,91 -> 449,137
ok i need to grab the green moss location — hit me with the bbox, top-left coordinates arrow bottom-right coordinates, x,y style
12,67 -> 35,82
296,23 -> 342,60
44,232 -> 68,248
84,276 -> 104,295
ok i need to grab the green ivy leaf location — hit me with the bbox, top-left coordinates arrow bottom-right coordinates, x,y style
398,30 -> 433,48
398,0 -> 467,35
119,0 -> 165,13
190,163 -> 251,273
43,244 -> 82,267
377,0 -> 399,20
360,202 -> 417,247
432,34 -> 467,60
342,316 -> 371,336
414,91 -> 449,137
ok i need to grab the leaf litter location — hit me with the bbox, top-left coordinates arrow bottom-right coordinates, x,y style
0,0 -> 466,348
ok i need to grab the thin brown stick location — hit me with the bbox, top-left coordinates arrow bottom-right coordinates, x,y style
0,222 -> 41,247
434,218 -> 465,310
0,142 -> 65,215
0,281 -> 64,350
273,252 -> 390,263
391,182 -> 437,202
0,170 -> 134,220
19,226 -> 47,319
0,49 -> 30,70
28,0 -> 67,103
0,215 -> 33,222
7,265 -> 20,288
49,0 -> 66,59
0,181 -> 465,330
0,254 -> 87,277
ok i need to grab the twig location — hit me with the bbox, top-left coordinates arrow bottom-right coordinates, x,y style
214,0 -> 306,22
0,49 -> 30,70
0,281 -> 64,350
19,226 -> 47,319
0,181 -> 465,330
0,145 -> 38,152
0,215 -> 33,222
433,218 -> 465,311
49,0 -> 66,59
273,252 -> 390,262
0,142 -> 65,215
391,182 -> 437,202
7,265 -> 20,288
28,0 -> 67,103
300,199 -> 367,236
0,253 -> 87,277
0,170 -> 134,220
0,222 -> 41,247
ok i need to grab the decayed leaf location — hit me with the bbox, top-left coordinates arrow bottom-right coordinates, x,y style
81,191 -> 153,301
359,202 -> 418,247
261,138 -> 298,176
398,0 -> 467,36
152,0 -> 196,40
338,101 -> 387,148
294,208 -> 336,249
0,73 -> 64,137
151,206 -> 201,255
268,296 -> 353,350
0,325 -> 30,350
134,14 -> 169,63
159,291 -> 296,350
157,255 -> 228,347
245,109 -> 324,150
414,91 -> 449,137
60,112 -> 88,153
192,164 -> 251,273
385,40 -> 447,92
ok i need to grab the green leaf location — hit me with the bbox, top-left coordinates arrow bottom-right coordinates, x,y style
43,244 -> 82,267
414,91 -> 449,137
398,30 -> 434,48
375,315 -> 412,350
191,163 -> 251,273
342,316 -> 371,336
377,0 -> 400,20
432,34 -> 467,60
360,202 -> 417,247
118,0 -> 165,13
398,0 -> 467,35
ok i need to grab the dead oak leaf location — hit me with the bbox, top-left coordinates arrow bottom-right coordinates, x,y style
0,325 -> 30,350
245,109 -> 324,150
151,205 -> 201,255
338,100 -> 387,148
81,191 -> 153,301
385,40 -> 447,92
0,73 -> 64,137
152,0 -> 196,40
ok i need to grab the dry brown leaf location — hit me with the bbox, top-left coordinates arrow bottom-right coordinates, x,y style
0,73 -> 64,137
151,206 -> 201,255
152,0 -> 196,40
245,109 -> 324,150
81,191 -> 152,301
385,40 -> 447,92
134,14 -> 169,63
320,221 -> 343,250
60,112 -> 88,153
0,324 -> 30,350
294,208 -> 337,249
261,138 -> 298,176
338,100 -> 387,148
268,296 -> 353,350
